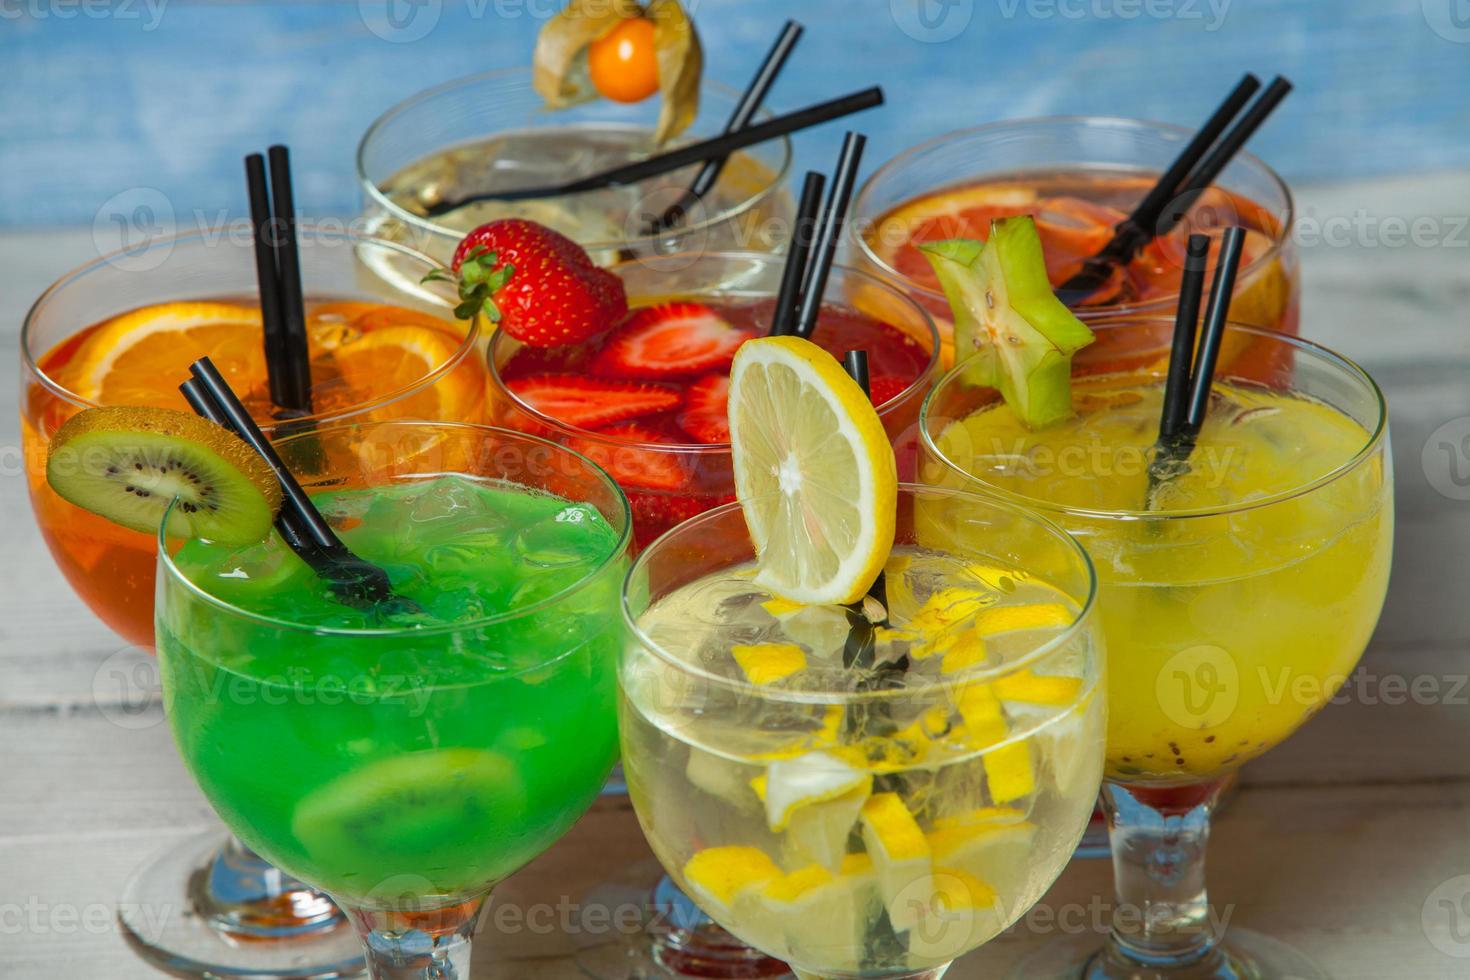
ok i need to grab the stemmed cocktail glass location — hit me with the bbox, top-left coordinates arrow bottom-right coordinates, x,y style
19,230 -> 483,977
154,421 -> 632,979
619,486 -> 1106,980
921,321 -> 1392,977
357,69 -> 794,268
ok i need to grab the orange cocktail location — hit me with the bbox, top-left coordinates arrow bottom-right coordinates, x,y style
852,118 -> 1297,365
21,230 -> 484,648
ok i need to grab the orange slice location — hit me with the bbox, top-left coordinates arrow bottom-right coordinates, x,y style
327,324 -> 479,423
870,184 -> 1124,295
62,302 -> 265,409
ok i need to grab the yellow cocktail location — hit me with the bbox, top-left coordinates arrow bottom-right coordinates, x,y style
921,320 -> 1392,976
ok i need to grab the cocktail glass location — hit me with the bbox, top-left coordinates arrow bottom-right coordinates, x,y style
153,420 -> 631,980
850,117 -> 1297,363
489,250 -> 941,552
618,485 -> 1105,980
19,229 -> 484,978
357,68 -> 794,269
920,321 -> 1392,977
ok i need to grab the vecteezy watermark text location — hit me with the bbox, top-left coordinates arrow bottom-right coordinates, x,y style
995,0 -> 1231,31
0,0 -> 166,28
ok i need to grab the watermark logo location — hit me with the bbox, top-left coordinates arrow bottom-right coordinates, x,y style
360,0 -> 441,43
1423,0 -> 1470,43
92,187 -> 175,271
1156,644 -> 1237,728
1423,417 -> 1470,500
891,0 -> 974,42
1424,875 -> 1470,957
92,648 -> 164,730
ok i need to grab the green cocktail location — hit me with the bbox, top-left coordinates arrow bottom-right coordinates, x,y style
154,421 -> 632,975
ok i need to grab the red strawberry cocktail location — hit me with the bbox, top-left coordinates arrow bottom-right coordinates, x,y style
441,227 -> 939,550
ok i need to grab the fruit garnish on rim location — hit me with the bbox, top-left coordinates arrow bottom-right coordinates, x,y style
921,215 -> 1095,430
534,0 -> 701,143
45,406 -> 282,545
727,336 -> 896,605
428,218 -> 628,346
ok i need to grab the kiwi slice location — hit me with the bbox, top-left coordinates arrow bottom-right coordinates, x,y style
292,748 -> 524,890
46,407 -> 282,545
922,216 -> 1095,429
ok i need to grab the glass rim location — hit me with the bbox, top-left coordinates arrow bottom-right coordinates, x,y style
620,482 -> 1099,705
920,319 -> 1388,522
156,420 -> 634,639
487,250 -> 943,455
355,66 -> 794,254
19,227 -> 476,429
852,114 -> 1295,318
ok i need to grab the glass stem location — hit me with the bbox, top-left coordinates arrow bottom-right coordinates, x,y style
1099,779 -> 1226,971
343,897 -> 486,980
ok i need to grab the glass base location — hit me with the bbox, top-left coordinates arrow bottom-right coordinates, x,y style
574,859 -> 793,979
118,830 -> 366,979
1008,928 -> 1328,979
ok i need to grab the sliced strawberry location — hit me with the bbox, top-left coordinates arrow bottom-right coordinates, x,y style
868,375 -> 910,407
676,374 -> 731,444
505,374 -> 678,430
573,423 -> 687,491
593,302 -> 755,379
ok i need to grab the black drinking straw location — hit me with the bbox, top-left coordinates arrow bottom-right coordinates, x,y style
179,378 -> 321,562
183,357 -> 409,610
839,349 -> 892,671
792,132 -> 866,340
244,147 -> 313,414
1185,227 -> 1247,428
1156,234 -> 1212,439
1057,74 -> 1291,305
649,20 -> 803,232
768,171 -> 825,337
1144,226 -> 1247,508
419,87 -> 884,215
244,155 -> 290,410
266,146 -> 312,413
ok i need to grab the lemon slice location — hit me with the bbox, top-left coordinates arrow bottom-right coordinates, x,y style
732,642 -> 807,686
902,868 -> 1004,963
728,336 -> 897,605
683,846 -> 781,919
758,862 -> 875,974
859,791 -> 932,931
755,751 -> 871,832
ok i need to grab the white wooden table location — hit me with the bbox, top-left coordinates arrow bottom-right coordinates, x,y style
3,175 -> 1468,978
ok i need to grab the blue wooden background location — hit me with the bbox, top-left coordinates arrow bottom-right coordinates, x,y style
0,0 -> 1462,228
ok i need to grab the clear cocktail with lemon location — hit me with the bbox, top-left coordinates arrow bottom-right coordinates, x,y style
20,229 -> 484,648
618,334 -> 1106,979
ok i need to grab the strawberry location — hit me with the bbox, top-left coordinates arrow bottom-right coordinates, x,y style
676,374 -> 731,444
868,375 -> 910,407
574,423 -> 687,491
505,374 -> 678,430
434,219 -> 627,347
593,302 -> 755,379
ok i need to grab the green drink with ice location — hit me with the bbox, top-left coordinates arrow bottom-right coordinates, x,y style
154,427 -> 631,912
